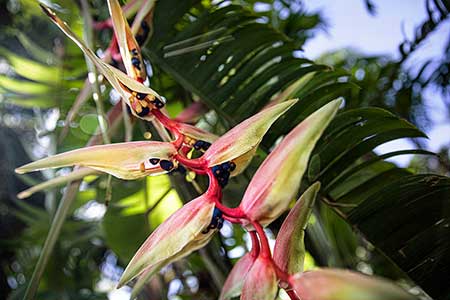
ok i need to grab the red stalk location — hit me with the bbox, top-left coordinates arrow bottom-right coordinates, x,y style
286,290 -> 301,300
251,221 -> 271,259
206,170 -> 247,219
151,109 -> 178,132
249,230 -> 260,258
174,153 -> 207,171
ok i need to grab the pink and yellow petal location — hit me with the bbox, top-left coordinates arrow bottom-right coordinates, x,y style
273,182 -> 320,274
15,141 -> 176,180
204,99 -> 297,168
118,195 -> 216,287
240,99 -> 342,226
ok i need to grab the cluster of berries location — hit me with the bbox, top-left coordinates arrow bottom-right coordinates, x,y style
212,161 -> 236,187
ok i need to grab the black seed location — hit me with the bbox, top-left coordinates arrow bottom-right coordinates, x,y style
218,176 -> 228,187
229,162 -> 236,172
137,106 -> 150,117
221,162 -> 232,172
194,140 -> 205,150
154,99 -> 165,109
212,165 -> 222,175
130,48 -> 138,56
160,160 -> 174,171
136,92 -> 147,100
149,158 -> 160,165
212,207 -> 223,219
131,57 -> 141,70
202,142 -> 211,150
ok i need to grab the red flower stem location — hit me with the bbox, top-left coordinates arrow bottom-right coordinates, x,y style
180,145 -> 191,156
215,201 -> 246,219
286,290 -> 301,300
251,221 -> 271,259
249,230 -> 260,258
175,153 -> 207,170
205,170 -> 247,219
223,215 -> 242,224
151,109 -> 178,132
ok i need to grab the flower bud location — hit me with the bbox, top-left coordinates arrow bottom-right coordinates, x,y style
240,99 -> 341,226
203,100 -> 297,175
118,194 -> 217,287
273,182 -> 320,274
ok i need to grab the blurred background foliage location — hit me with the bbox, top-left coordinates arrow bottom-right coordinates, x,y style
0,0 -> 449,299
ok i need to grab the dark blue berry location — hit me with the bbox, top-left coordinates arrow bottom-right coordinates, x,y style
149,158 -> 160,165
212,165 -> 222,175
160,160 -> 174,171
131,57 -> 141,70
217,176 -> 229,187
136,92 -> 147,100
137,106 -> 150,117
194,140 -> 205,150
136,21 -> 150,45
202,142 -> 211,150
202,208 -> 224,233
221,162 -> 232,172
153,99 -> 165,109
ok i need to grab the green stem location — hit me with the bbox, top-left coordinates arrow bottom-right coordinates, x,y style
23,180 -> 81,300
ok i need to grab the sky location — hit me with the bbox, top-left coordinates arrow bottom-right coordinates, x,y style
301,0 -> 450,166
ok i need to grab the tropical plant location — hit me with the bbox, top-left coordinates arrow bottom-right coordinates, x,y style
1,1 -> 449,300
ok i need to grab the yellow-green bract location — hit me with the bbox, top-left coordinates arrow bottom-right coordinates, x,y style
15,141 -> 176,180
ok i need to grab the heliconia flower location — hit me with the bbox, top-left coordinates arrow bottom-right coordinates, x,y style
239,99 -> 342,226
15,141 -> 177,180
202,99 -> 297,172
273,182 -> 320,275
289,268 -> 415,300
241,256 -> 278,300
118,193 -> 219,287
107,0 -> 147,82
219,252 -> 256,300
40,4 -> 164,120
17,168 -> 99,199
